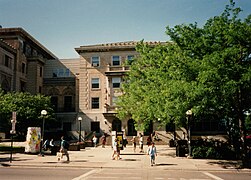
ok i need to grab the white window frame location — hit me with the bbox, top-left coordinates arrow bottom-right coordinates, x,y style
91,78 -> 100,89
91,56 -> 100,67
91,97 -> 100,109
112,55 -> 120,66
112,77 -> 121,88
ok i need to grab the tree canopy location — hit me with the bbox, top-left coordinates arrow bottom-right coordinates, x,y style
116,0 -> 251,135
0,89 -> 56,138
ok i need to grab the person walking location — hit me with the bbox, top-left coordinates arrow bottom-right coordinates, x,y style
111,138 -> 118,160
147,142 -> 157,166
101,134 -> 106,148
92,135 -> 98,148
139,133 -> 144,153
131,136 -> 137,152
59,136 -> 70,162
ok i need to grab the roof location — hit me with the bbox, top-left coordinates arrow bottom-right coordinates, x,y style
0,27 -> 57,59
0,38 -> 17,54
75,41 -> 165,53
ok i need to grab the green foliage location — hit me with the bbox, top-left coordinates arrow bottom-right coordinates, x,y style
116,0 -> 251,136
191,139 -> 236,160
0,89 -> 55,137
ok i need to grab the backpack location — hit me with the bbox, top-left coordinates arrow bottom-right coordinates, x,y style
63,140 -> 70,150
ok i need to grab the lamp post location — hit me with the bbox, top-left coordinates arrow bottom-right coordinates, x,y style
78,117 -> 82,143
40,110 -> 47,155
186,109 -> 192,157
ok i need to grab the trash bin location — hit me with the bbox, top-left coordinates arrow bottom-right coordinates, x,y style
169,139 -> 175,147
176,140 -> 187,157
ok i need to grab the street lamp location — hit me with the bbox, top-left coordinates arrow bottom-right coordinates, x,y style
186,109 -> 192,157
78,117 -> 82,143
40,110 -> 47,155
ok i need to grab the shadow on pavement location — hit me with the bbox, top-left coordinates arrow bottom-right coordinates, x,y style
156,163 -> 177,166
122,159 -> 140,161
120,153 -> 145,155
207,160 -> 242,169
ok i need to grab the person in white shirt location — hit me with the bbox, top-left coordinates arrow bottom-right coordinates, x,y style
147,142 -> 157,166
139,133 -> 144,153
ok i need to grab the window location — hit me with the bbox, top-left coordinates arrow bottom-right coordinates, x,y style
40,67 -> 43,77
127,55 -> 134,65
22,63 -> 26,74
20,81 -> 26,92
91,56 -> 100,67
52,68 -> 70,77
112,96 -> 118,106
112,77 -> 121,88
4,55 -> 10,67
91,78 -> 100,89
51,96 -> 58,112
91,122 -> 100,133
112,56 -> 120,66
39,86 -> 42,93
64,96 -> 73,112
91,97 -> 99,109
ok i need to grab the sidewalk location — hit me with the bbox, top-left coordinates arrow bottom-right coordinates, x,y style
0,144 -> 248,171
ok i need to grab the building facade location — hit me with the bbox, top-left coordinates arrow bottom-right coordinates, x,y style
74,42 -> 165,137
0,28 -> 57,94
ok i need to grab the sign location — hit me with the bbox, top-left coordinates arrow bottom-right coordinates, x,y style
10,112 -> 17,134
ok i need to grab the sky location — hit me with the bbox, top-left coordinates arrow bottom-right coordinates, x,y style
1,0 -> 251,59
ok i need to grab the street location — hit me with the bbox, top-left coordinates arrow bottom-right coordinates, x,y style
1,167 -> 251,180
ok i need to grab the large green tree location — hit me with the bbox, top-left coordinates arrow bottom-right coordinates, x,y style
0,89 -> 56,138
117,1 -> 251,166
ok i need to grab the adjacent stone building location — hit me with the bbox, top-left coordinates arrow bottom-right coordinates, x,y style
0,28 -> 57,94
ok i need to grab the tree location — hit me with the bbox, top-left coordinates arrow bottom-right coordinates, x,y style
0,89 -> 56,139
117,0 -> 251,166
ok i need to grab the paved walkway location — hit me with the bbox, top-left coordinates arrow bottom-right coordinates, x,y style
0,143 -> 249,171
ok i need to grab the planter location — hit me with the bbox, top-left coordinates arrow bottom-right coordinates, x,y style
79,143 -> 85,149
169,139 -> 175,147
68,144 -> 80,151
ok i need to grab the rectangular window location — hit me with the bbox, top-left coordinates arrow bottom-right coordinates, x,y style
112,56 -> 120,66
20,81 -> 26,92
51,96 -> 58,112
91,122 -> 100,133
112,96 -> 118,106
127,55 -> 134,64
22,63 -> 26,74
91,56 -> 100,67
52,68 -> 70,77
112,77 -> 121,88
64,96 -> 72,112
91,97 -> 99,109
4,55 -> 10,67
91,78 -> 100,89
40,67 -> 43,77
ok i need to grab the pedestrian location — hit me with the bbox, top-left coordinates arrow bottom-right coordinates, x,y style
59,136 -> 70,162
147,135 -> 152,146
131,136 -> 137,152
49,139 -> 54,147
101,134 -> 106,148
92,135 -> 98,148
123,133 -> 128,148
42,139 -> 49,151
139,133 -> 144,153
111,138 -> 118,160
147,142 -> 157,166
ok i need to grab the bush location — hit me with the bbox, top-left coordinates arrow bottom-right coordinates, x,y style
191,139 -> 236,160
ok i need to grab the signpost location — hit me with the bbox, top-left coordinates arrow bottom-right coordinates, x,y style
10,112 -> 16,163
